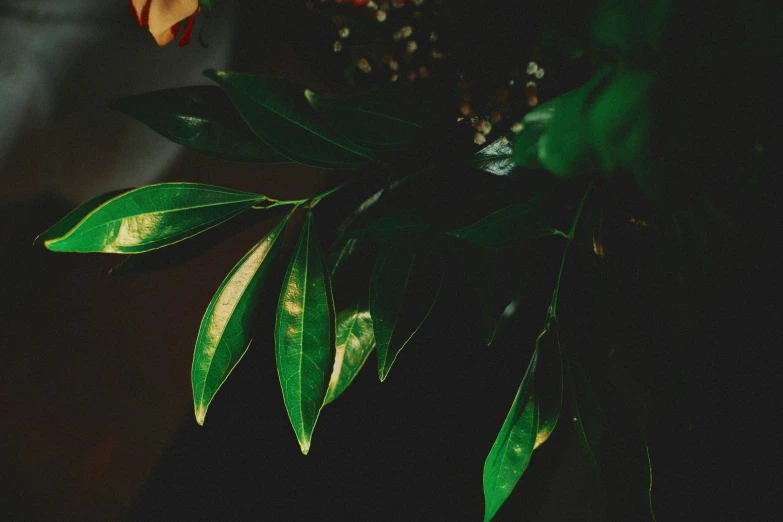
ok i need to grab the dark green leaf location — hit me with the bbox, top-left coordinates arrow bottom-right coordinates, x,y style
466,135 -> 516,176
34,190 -> 125,246
483,349 -> 540,522
566,354 -> 609,474
305,88 -> 428,150
275,212 -> 335,454
590,0 -> 672,57
353,210 -> 431,243
192,217 -> 289,425
205,70 -> 378,169
111,86 -> 289,163
323,305 -> 375,405
448,199 -> 564,249
43,183 -> 264,253
369,248 -> 443,381
199,0 -> 214,15
512,66 -> 658,198
512,66 -> 612,177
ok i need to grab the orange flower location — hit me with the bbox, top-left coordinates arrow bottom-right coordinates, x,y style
130,0 -> 200,47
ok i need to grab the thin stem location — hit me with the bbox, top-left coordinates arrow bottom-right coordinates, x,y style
251,182 -> 350,210
547,180 -> 594,321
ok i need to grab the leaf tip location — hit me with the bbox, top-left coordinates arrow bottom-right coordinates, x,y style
299,440 -> 311,455
195,406 -> 207,426
203,68 -> 222,82
42,238 -> 64,252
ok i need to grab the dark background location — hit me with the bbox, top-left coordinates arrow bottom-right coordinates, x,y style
1,1 -> 779,520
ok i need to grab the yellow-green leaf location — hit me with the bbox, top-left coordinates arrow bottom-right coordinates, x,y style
192,217 -> 289,425
275,212 -> 335,454
324,305 -> 375,405
43,183 -> 264,254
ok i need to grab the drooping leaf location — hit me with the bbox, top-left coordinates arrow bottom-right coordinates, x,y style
447,198 -> 564,249
369,248 -> 443,381
34,189 -> 126,246
483,324 -> 563,520
323,305 -> 375,405
483,349 -> 540,522
566,354 -> 609,474
192,217 -> 289,425
275,212 -> 335,454
352,210 -> 431,244
461,247 -> 501,345
111,86 -> 289,163
43,183 -> 264,253
466,135 -> 516,176
305,88 -> 430,150
205,70 -> 378,169
532,325 -> 563,450
602,364 -> 658,521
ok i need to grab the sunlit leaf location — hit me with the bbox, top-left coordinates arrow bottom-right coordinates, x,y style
34,189 -> 125,246
483,349 -> 540,522
369,248 -> 443,381
305,88 -> 429,150
43,183 -> 264,253
324,305 -> 376,405
448,199 -> 564,249
205,70 -> 378,169
192,217 -> 289,425
111,86 -> 289,163
275,212 -> 335,454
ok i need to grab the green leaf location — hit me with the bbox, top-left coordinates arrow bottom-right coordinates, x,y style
198,0 -> 215,15
275,212 -> 335,454
483,325 -> 562,520
566,354 -> 609,474
111,86 -> 289,163
512,66 -> 659,198
483,349 -> 540,522
590,0 -> 672,57
532,325 -> 563,450
465,135 -> 516,176
192,217 -> 289,425
323,305 -> 376,405
512,66 -> 613,178
205,70 -> 378,169
305,88 -> 429,150
447,199 -> 564,249
353,210 -> 431,243
34,189 -> 125,246
43,183 -> 264,254
369,248 -> 443,381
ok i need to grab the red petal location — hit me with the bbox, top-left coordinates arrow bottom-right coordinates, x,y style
129,0 -> 151,27
178,13 -> 197,47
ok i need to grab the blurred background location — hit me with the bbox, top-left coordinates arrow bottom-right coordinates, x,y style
1,1 -> 780,521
